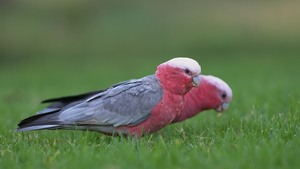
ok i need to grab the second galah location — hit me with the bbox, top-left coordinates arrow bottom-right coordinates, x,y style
172,75 -> 233,123
17,57 -> 201,137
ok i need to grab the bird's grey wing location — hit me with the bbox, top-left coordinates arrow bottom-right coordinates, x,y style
58,75 -> 163,127
37,78 -> 146,114
17,75 -> 163,133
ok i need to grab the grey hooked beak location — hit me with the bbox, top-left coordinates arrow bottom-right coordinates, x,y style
216,102 -> 230,112
192,75 -> 201,87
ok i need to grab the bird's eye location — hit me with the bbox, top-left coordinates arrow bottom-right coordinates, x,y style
221,93 -> 227,99
184,68 -> 190,74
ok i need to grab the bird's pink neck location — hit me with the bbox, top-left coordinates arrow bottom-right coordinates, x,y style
173,78 -> 216,123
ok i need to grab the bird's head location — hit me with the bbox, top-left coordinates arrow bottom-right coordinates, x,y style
156,57 -> 201,95
200,75 -> 233,113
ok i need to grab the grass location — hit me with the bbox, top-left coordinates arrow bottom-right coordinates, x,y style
1,1 -> 300,169
0,54 -> 299,169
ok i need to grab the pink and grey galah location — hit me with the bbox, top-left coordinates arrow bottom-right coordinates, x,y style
172,75 -> 233,123
17,57 -> 201,137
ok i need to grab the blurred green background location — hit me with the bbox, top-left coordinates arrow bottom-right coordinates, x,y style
1,0 -> 300,127
1,0 -> 299,63
1,0 -> 300,128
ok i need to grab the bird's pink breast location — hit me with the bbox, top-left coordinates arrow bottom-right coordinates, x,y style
117,92 -> 184,137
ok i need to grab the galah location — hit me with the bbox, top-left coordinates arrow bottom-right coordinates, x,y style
17,57 -> 201,137
36,74 -> 232,125
172,75 -> 233,123
40,74 -> 233,124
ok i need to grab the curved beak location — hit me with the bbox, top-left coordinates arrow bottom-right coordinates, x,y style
192,75 -> 201,87
216,102 -> 230,112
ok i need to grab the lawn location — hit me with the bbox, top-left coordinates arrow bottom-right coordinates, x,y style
1,1 -> 300,169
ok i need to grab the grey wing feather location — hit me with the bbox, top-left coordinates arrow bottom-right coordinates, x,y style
58,75 -> 162,127
37,79 -> 148,114
17,75 -> 163,133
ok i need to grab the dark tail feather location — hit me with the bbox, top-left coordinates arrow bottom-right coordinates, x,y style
37,90 -> 102,114
17,111 -> 62,132
18,90 -> 105,132
17,113 -> 118,134
41,90 -> 102,104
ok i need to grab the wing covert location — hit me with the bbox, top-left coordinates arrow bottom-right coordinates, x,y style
58,75 -> 162,127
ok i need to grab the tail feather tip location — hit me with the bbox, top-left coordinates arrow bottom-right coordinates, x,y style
16,125 -> 60,132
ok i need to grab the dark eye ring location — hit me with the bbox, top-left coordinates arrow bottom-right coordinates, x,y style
184,68 -> 190,74
221,93 -> 227,99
